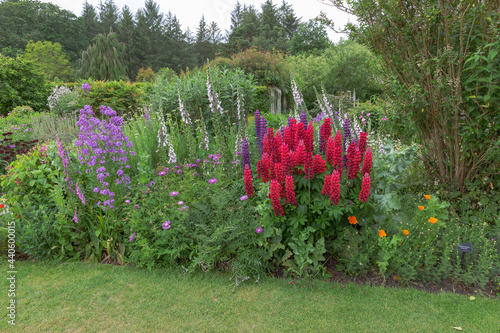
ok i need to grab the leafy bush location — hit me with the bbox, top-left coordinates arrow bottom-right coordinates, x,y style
47,85 -> 81,115
0,55 -> 51,115
80,80 -> 146,116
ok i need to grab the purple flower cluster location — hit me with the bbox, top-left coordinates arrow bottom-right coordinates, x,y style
82,82 -> 90,95
75,105 -> 134,209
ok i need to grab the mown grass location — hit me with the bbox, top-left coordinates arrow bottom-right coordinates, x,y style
0,260 -> 499,332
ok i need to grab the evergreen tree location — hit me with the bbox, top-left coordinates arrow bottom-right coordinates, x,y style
98,0 -> 120,34
117,5 -> 137,80
135,0 -> 165,71
81,1 -> 100,44
278,0 -> 300,40
79,31 -> 126,80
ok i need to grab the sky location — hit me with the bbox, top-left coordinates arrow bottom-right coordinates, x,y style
40,0 -> 356,42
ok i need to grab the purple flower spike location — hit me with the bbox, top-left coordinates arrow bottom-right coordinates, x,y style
241,137 -> 250,171
255,110 -> 261,152
300,110 -> 308,130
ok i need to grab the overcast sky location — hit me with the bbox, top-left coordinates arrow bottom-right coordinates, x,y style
40,0 -> 355,42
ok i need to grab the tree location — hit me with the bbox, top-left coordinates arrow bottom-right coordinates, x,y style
289,19 -> 330,55
278,0 -> 301,39
0,0 -> 85,63
117,5 -> 138,80
0,54 -> 50,115
322,0 -> 500,190
135,0 -> 165,71
79,31 -> 126,80
22,40 -> 72,81
98,0 -> 120,34
81,1 -> 100,44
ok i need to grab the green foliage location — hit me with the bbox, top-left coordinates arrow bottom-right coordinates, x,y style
30,112 -> 80,145
151,66 -> 255,133
289,19 -> 330,56
0,55 -> 51,115
326,0 -> 499,190
0,0 -> 86,63
22,40 -> 72,81
8,106 -> 34,119
135,67 -> 156,82
81,80 -> 145,116
47,85 -> 81,116
287,41 -> 382,110
125,159 -> 265,279
214,48 -> 291,90
79,31 -> 127,81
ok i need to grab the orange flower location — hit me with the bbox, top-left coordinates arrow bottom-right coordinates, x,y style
428,217 -> 438,224
425,195 -> 431,200
348,216 -> 358,225
418,206 -> 424,210
403,229 -> 409,236
379,230 -> 387,237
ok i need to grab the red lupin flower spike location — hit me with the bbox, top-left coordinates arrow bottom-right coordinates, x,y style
361,147 -> 372,176
330,170 -> 341,205
359,172 -> 371,202
270,179 -> 285,216
243,164 -> 255,198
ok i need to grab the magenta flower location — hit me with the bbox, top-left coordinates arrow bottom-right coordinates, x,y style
162,221 -> 171,230
256,227 -> 263,234
208,179 -> 217,184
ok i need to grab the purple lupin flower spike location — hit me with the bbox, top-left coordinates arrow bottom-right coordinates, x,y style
300,110 -> 308,130
255,110 -> 261,152
241,137 -> 250,171
343,118 -> 351,153
260,116 -> 267,155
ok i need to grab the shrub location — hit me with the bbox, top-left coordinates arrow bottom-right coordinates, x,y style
0,55 -> 51,115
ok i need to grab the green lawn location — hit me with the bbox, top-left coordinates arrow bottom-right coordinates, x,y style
0,261 -> 498,332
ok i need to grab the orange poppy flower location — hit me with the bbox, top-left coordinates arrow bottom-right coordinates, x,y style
419,206 -> 424,210
425,195 -> 431,200
428,217 -> 438,224
379,230 -> 387,237
403,230 -> 409,236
